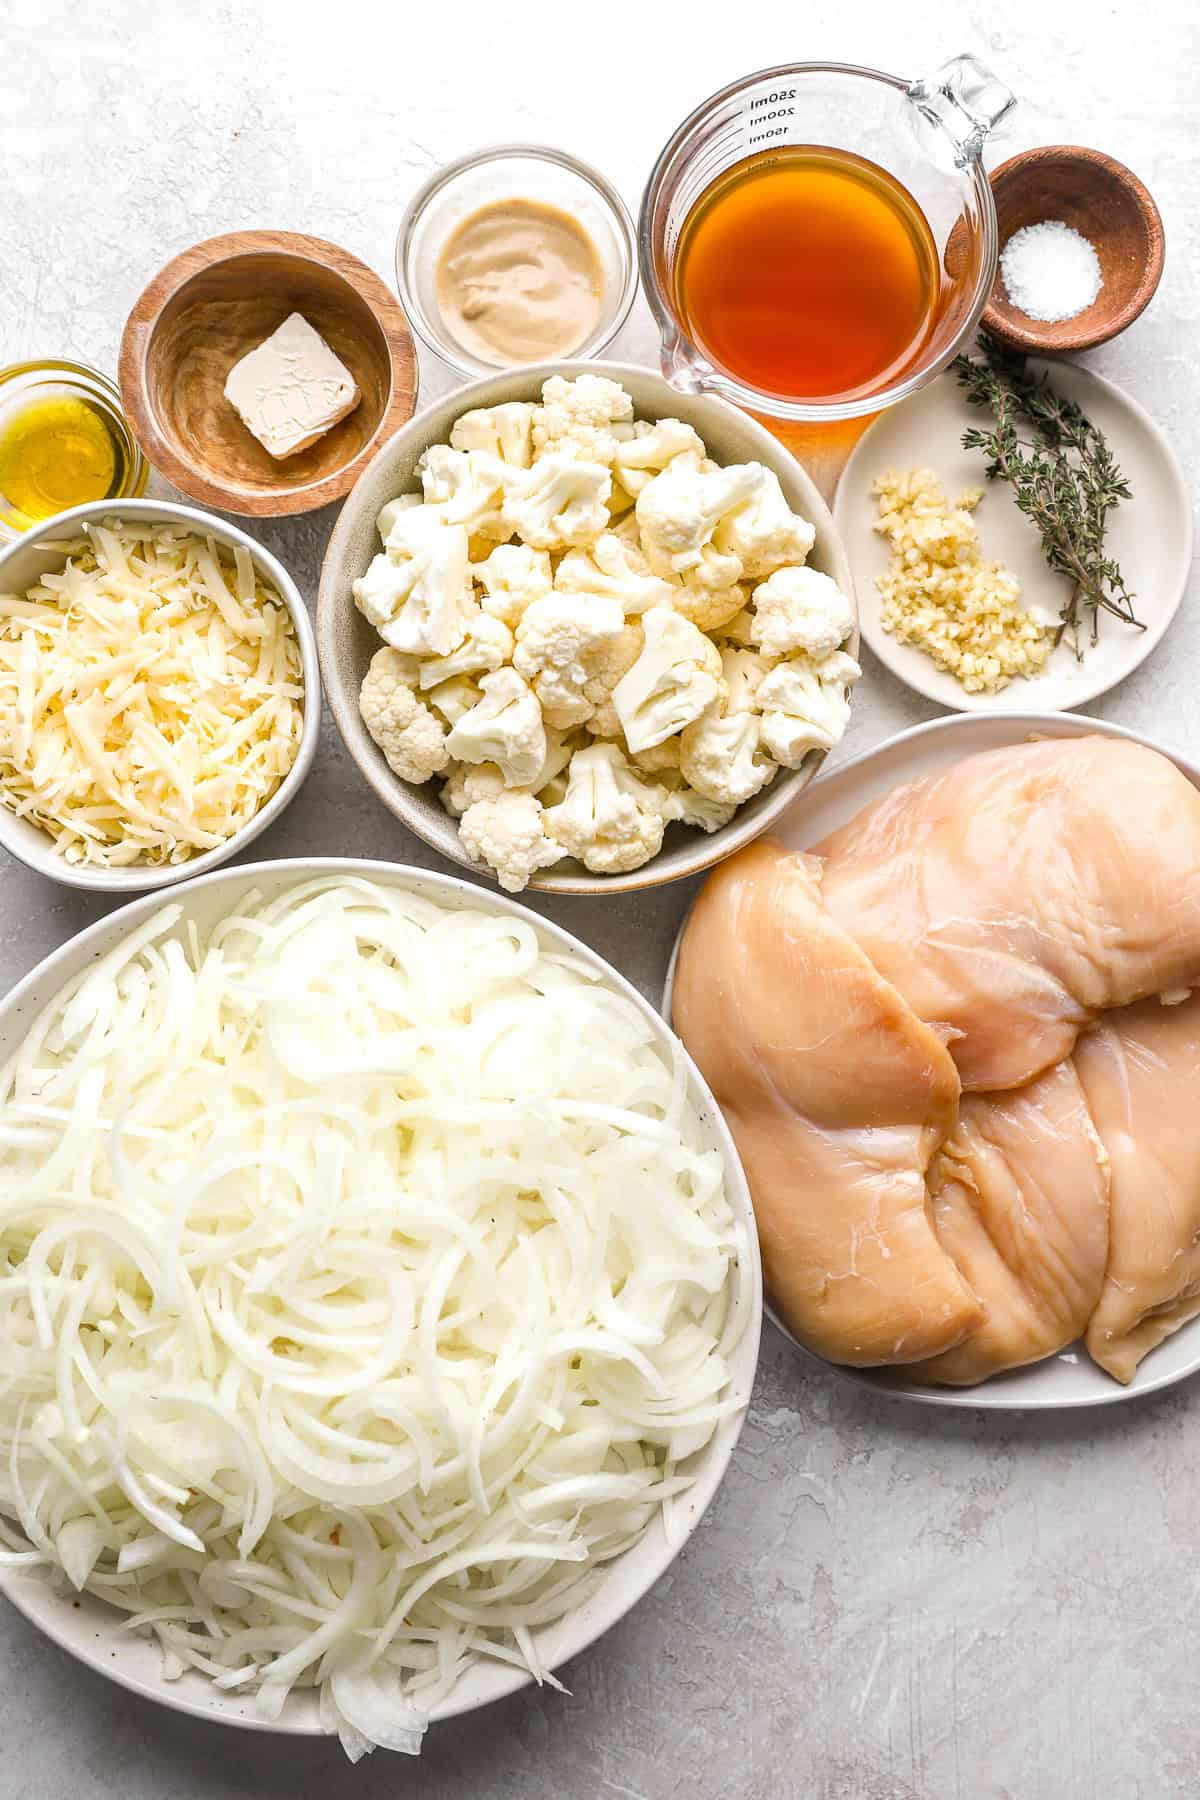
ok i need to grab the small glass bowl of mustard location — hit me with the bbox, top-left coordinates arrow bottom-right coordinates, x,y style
396,144 -> 639,378
0,361 -> 146,543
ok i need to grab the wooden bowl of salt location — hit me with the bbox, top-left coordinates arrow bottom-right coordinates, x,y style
119,231 -> 418,517
982,146 -> 1164,356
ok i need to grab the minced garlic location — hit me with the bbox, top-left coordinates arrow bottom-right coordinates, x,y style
871,468 -> 1053,694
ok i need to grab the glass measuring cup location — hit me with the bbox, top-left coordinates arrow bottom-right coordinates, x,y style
640,56 -> 1015,424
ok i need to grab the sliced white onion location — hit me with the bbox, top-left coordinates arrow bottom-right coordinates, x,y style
0,878 -> 747,1757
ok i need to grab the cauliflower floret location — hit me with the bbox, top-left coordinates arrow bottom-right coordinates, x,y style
714,467 -> 816,580
531,374 -> 635,464
449,729 -> 575,813
513,593 -> 626,729
672,581 -> 748,634
613,417 -> 707,498
536,768 -> 571,808
663,785 -> 738,833
756,650 -> 861,767
633,748 -> 736,830
679,706 -> 777,805
536,725 -> 579,791
631,736 -> 681,775
607,476 -> 637,518
425,675 -> 481,728
718,607 -> 756,648
439,759 -> 505,818
417,445 -> 513,539
554,531 -> 676,616
450,402 -> 535,468
506,455 -> 612,551
543,743 -> 667,875
750,565 -> 855,661
472,543 -> 554,628
352,507 -> 474,657
582,624 -> 644,738
359,648 -> 449,786
636,459 -> 762,586
359,382 -> 842,881
417,613 -> 514,689
721,646 -> 769,715
458,789 -> 565,893
469,532 -> 513,565
376,493 -> 422,541
444,667 -> 547,789
612,605 -> 725,754
609,511 -> 649,555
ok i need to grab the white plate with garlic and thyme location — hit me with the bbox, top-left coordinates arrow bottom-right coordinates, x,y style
834,356 -> 1191,713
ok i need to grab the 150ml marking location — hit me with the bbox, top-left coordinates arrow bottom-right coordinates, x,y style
745,91 -> 797,146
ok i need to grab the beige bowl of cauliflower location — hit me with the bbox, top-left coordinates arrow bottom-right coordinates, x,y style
318,363 -> 858,893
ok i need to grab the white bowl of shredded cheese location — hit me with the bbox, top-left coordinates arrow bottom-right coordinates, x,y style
0,500 -> 320,890
0,858 -> 760,1753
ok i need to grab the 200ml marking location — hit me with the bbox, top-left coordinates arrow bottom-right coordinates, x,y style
745,91 -> 797,146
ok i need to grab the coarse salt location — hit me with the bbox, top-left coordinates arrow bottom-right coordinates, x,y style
1000,220 -> 1103,324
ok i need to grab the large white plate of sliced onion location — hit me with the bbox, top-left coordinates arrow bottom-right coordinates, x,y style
0,860 -> 760,1751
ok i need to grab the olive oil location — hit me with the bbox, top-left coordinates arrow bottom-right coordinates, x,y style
673,145 -> 940,403
0,392 -> 129,533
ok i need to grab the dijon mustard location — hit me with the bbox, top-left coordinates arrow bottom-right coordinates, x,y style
435,197 -> 604,366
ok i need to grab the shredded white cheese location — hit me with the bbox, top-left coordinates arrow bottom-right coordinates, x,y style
0,519 -> 304,866
0,878 -> 750,1757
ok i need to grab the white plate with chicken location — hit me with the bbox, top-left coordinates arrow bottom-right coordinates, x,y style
664,711 -> 1200,1409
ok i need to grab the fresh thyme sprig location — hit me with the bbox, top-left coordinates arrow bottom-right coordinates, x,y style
951,337 -> 1140,657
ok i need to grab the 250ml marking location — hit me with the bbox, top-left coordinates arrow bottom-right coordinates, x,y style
746,93 -> 797,145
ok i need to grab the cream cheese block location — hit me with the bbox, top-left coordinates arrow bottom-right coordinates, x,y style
223,312 -> 361,460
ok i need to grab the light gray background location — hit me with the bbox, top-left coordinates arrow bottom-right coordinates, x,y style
1,2 -> 1196,1795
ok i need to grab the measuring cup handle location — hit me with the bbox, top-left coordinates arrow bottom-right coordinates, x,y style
907,53 -> 1016,167
659,325 -> 716,396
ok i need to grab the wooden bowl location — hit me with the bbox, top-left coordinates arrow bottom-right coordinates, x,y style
119,231 -> 418,516
982,146 -> 1164,355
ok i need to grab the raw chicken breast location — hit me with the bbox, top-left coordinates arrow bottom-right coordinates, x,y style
1074,992 -> 1200,1383
819,737 -> 1200,1091
905,1058 -> 1110,1385
673,838 -> 982,1366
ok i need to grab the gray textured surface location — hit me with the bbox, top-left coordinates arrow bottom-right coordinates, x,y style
1,2 -> 1197,1795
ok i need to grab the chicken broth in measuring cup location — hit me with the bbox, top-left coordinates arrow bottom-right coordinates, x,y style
641,59 -> 1015,430
673,146 -> 941,404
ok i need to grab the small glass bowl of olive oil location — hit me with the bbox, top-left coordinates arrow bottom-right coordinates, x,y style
0,360 -> 146,542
